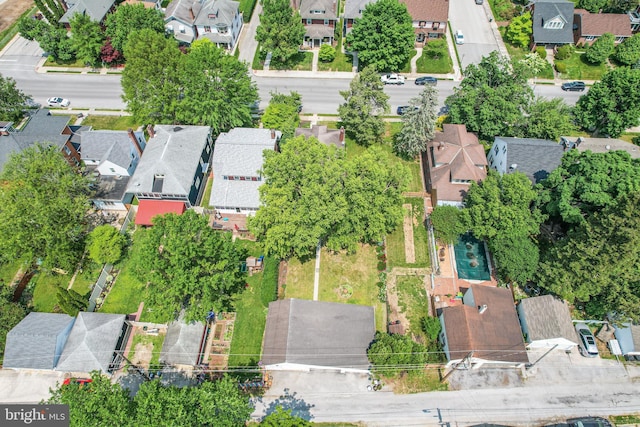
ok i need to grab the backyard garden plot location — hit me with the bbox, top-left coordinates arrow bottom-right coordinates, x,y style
387,198 -> 430,268
127,327 -> 166,372
395,275 -> 431,340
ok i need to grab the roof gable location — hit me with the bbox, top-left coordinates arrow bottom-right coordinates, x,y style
532,0 -> 575,44
160,319 -> 205,366
60,0 -> 116,23
298,0 -> 337,19
518,295 -> 578,343
195,0 -> 239,26
343,0 -> 376,19
80,130 -> 145,170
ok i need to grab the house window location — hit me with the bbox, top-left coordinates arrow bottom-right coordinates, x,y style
502,145 -> 507,154
585,35 -> 595,41
110,168 -> 116,173
616,36 -> 626,43
234,176 -> 240,180
487,155 -> 493,164
179,25 -> 186,33
306,18 -> 312,24
311,9 -> 324,13
167,25 -> 173,32
240,176 -> 246,181
63,145 -> 71,155
416,33 -> 425,43
324,19 -> 329,25
544,20 -> 563,30
205,143 -> 211,154
223,176 -> 228,180
195,176 -> 201,188
251,177 -> 258,181
419,21 -> 426,27
433,22 -> 439,30
494,145 -> 499,155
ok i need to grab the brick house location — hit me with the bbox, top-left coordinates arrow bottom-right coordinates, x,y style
400,0 -> 448,45
573,9 -> 632,45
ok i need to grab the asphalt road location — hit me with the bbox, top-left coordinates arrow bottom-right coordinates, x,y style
448,0 -> 499,69
0,37 -> 583,115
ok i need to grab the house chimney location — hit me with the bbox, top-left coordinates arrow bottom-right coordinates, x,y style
271,128 -> 276,139
478,304 -> 488,314
189,7 -> 195,21
339,126 -> 345,144
147,124 -> 155,139
438,142 -> 444,150
128,128 -> 143,157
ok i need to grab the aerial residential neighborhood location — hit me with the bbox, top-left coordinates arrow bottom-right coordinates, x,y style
1,0 -> 640,424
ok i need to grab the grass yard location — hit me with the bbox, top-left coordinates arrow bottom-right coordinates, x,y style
554,52 -> 608,80
417,40 -> 453,74
128,332 -> 165,369
400,49 -> 417,73
201,174 -> 214,208
317,37 -> 354,72
396,275 -> 430,339
502,42 -> 555,80
386,198 -> 430,269
271,52 -> 314,71
317,245 -> 386,331
282,257 -> 315,300
31,272 -> 70,312
43,58 -> 87,68
81,115 -> 141,131
385,369 -> 448,393
239,0 -> 257,22
69,260 -> 102,296
0,260 -> 24,285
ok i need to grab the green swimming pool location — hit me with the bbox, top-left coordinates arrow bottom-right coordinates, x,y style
453,233 -> 491,281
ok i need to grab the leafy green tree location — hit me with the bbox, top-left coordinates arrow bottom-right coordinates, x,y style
491,235 -> 539,285
0,285 -> 26,363
606,0 -> 639,13
430,205 -> 466,244
105,3 -> 165,54
87,225 -> 127,265
0,73 -> 30,123
420,316 -> 442,342
131,210 -> 247,321
69,13 -> 104,65
347,0 -> 414,71
122,29 -> 182,124
261,406 -> 312,426
318,44 -> 336,62
17,16 -> 48,41
461,170 -> 542,242
255,0 -> 306,64
34,0 -> 58,25
261,92 -> 301,142
554,44 -> 574,60
574,67 -> 640,137
537,192 -> 640,321
133,377 -> 252,427
0,145 -> 92,272
44,0 -> 65,20
248,136 -> 408,258
518,52 -> 549,78
56,286 -> 87,316
36,25 -> 75,61
504,12 -> 532,48
615,33 -> 640,65
394,85 -> 438,158
519,97 -> 575,140
584,32 -> 615,64
47,372 -> 133,427
578,0 -> 607,12
338,65 -> 389,146
177,39 -> 258,134
367,332 -> 429,375
537,149 -> 640,225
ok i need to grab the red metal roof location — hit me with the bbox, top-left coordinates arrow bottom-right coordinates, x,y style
135,199 -> 186,226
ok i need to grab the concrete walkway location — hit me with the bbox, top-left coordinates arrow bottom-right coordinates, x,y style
311,48 -> 319,72
409,48 -> 422,75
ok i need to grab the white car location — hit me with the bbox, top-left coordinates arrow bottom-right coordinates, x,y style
455,30 -> 465,45
47,97 -> 70,107
381,74 -> 405,85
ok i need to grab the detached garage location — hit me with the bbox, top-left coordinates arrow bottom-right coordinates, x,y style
518,295 -> 579,351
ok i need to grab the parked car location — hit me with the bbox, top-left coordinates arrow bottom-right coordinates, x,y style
397,105 -> 419,115
561,81 -> 586,91
475,0 -> 484,4
381,74 -> 405,85
415,76 -> 437,86
455,30 -> 465,45
47,97 -> 70,107
575,322 -> 599,357
63,378 -> 92,386
566,417 -> 613,427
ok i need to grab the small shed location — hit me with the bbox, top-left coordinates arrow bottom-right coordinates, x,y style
614,323 -> 640,358
517,295 -> 579,351
160,319 -> 206,370
246,256 -> 263,273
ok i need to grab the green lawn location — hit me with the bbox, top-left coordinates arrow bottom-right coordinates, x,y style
400,49 -> 417,73
318,35 -> 354,72
128,332 -> 166,369
201,174 -> 214,208
70,260 -> 102,296
282,257 -> 315,300
386,198 -> 430,269
396,275 -> 430,339
239,0 -> 257,22
0,260 -> 24,285
228,249 -> 279,368
554,52 -> 608,80
43,58 -> 87,68
270,52 -> 314,71
417,40 -> 453,74
81,115 -> 141,131
31,272 -> 70,312
503,40 -> 555,80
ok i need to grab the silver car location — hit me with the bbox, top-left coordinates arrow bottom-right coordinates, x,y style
575,323 -> 598,357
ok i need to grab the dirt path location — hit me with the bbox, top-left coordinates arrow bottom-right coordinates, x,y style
131,342 -> 153,370
402,204 -> 416,264
0,0 -> 34,34
386,267 -> 432,334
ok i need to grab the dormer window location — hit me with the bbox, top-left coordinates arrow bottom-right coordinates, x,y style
419,21 -> 426,27
310,9 -> 324,14
216,23 -> 228,34
543,17 -> 564,29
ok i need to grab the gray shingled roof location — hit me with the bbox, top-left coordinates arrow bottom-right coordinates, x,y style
299,0 -> 337,19
343,0 -> 376,20
532,0 -> 575,44
262,299 -> 375,369
194,0 -> 239,27
60,0 -> 116,23
3,313 -> 75,370
518,295 -> 579,344
496,136 -> 564,184
126,125 -> 210,197
165,0 -> 199,24
80,130 -> 144,170
56,312 -> 127,374
160,319 -> 205,366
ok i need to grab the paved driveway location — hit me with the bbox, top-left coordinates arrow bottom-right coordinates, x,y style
448,0 -> 500,68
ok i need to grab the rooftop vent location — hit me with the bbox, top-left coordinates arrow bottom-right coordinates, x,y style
478,304 -> 488,314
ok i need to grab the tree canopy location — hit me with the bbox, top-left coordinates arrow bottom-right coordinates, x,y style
394,85 -> 438,158
131,210 -> 247,321
261,91 -> 302,143
255,0 -> 306,64
260,406 -> 312,427
537,149 -> 640,225
69,13 -> 104,65
367,332 -> 429,376
615,33 -> 640,66
347,0 -> 414,71
248,136 -> 408,259
574,67 -> 640,137
338,66 -> 389,146
429,205 -> 466,244
584,32 -> 615,64
504,12 -> 532,48
87,224 -> 127,265
0,145 -> 92,271
0,73 -> 30,123
0,285 -> 26,363
104,3 -> 165,54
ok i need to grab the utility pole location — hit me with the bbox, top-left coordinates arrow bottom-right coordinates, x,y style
440,351 -> 473,383
526,344 -> 558,370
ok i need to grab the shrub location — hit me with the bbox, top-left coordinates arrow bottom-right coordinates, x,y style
318,44 -> 336,62
260,256 -> 279,306
632,135 -> 640,146
430,206 -> 465,244
535,46 -> 546,59
555,45 -> 573,60
555,62 -> 568,73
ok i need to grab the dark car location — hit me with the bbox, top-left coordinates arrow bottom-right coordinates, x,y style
397,105 -> 419,115
561,81 -> 586,91
415,76 -> 437,86
566,418 -> 613,427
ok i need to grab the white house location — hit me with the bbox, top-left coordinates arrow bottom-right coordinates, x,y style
517,295 -> 579,351
487,137 -> 564,184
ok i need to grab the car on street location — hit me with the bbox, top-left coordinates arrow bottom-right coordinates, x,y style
561,81 -> 586,91
397,105 -> 419,115
455,30 -> 465,45
545,417 -> 613,427
575,322 -> 599,357
47,97 -> 70,107
381,74 -> 405,85
475,0 -> 484,4
415,76 -> 437,86
63,378 -> 92,386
